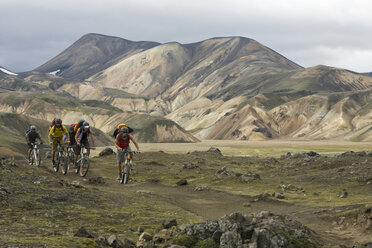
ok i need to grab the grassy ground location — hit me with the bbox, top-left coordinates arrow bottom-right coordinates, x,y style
1,142 -> 372,247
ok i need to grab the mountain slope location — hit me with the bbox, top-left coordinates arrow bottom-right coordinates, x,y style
34,33 -> 160,80
91,36 -> 302,103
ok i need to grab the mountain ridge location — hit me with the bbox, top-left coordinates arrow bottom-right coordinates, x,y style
2,33 -> 372,142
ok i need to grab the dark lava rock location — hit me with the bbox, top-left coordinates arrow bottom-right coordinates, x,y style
179,212 -> 318,247
162,218 -> 177,229
353,242 -> 372,248
99,147 -> 114,157
74,226 -> 94,238
123,238 -> 136,248
338,190 -> 348,198
306,151 -> 320,157
208,147 -> 222,155
176,179 -> 188,186
95,236 -> 108,246
182,163 -> 199,170
88,176 -> 105,185
107,234 -> 123,248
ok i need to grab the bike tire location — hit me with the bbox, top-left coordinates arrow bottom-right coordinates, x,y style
60,156 -> 68,175
79,156 -> 89,177
35,149 -> 40,166
123,162 -> 131,184
30,149 -> 35,166
120,165 -> 125,184
53,151 -> 59,172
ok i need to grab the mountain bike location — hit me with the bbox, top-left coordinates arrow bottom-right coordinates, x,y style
29,142 -> 41,166
120,151 -> 137,184
53,142 -> 67,174
75,144 -> 93,177
66,144 -> 76,170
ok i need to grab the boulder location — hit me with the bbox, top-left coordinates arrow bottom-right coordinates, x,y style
215,167 -> 230,179
74,226 -> 94,238
338,190 -> 348,198
139,231 -> 153,242
108,234 -> 123,248
162,218 -> 177,229
208,147 -> 222,155
178,211 -> 317,247
99,147 -> 114,157
176,179 -> 188,186
123,238 -> 136,248
88,176 -> 105,185
95,236 -> 108,246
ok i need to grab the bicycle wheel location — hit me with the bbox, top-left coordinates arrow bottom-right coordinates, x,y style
79,156 -> 89,177
34,149 -> 40,166
123,161 -> 131,184
120,163 -> 126,184
53,151 -> 59,172
30,149 -> 35,166
60,153 -> 68,175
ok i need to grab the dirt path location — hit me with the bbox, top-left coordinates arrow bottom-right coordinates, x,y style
38,159 -> 368,247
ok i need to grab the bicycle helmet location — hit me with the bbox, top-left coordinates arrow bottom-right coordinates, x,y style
30,125 -> 36,130
120,127 -> 129,133
78,119 -> 85,126
55,118 -> 62,124
83,121 -> 90,129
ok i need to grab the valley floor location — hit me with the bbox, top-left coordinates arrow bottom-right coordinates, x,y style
1,142 -> 372,247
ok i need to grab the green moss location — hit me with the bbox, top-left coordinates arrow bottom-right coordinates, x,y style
195,238 -> 219,248
172,234 -> 198,247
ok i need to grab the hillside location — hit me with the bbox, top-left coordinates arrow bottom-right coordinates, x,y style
0,113 -> 113,159
3,33 -> 372,142
34,33 -> 160,80
0,90 -> 198,145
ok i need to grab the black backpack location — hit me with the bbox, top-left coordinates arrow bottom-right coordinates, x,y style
112,126 -> 133,138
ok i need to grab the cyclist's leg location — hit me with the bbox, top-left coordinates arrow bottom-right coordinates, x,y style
27,144 -> 32,160
60,138 -> 66,151
84,140 -> 90,157
116,148 -> 125,179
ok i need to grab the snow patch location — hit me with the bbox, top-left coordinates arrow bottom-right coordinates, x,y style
48,69 -> 60,75
0,67 -> 18,76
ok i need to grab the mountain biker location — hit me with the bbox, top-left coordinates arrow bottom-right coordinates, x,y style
115,126 -> 140,180
49,118 -> 69,166
75,121 -> 96,163
26,125 -> 43,165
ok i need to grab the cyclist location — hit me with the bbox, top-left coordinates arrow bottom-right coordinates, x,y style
75,121 -> 96,163
115,126 -> 140,180
26,125 -> 43,165
68,125 -> 79,167
49,118 -> 69,166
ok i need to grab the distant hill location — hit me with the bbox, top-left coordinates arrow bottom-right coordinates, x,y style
34,33 -> 160,80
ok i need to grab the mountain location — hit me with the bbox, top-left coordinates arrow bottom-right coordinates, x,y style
0,90 -> 197,144
5,33 -> 372,143
91,36 -> 302,100
34,33 -> 160,80
363,72 -> 372,77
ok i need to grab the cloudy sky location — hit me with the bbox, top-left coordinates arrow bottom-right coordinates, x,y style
1,0 -> 372,73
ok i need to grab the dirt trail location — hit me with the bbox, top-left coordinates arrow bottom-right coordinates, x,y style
38,159 -> 368,247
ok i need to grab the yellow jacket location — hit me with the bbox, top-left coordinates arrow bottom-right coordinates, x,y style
49,125 -> 68,138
